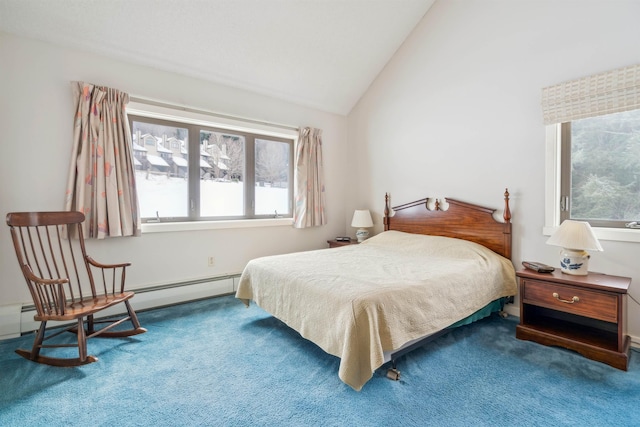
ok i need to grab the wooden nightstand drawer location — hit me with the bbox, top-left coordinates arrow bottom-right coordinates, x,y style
522,279 -> 618,323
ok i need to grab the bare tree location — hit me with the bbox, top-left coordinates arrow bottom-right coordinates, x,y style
222,137 -> 244,181
256,140 -> 289,185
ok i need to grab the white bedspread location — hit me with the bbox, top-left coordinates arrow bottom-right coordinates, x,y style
236,230 -> 516,391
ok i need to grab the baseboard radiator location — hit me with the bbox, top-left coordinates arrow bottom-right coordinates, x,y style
0,274 -> 241,340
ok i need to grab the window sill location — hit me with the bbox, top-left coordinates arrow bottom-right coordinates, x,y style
543,226 -> 640,244
142,217 -> 293,234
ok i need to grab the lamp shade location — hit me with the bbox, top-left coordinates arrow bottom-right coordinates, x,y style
351,210 -> 373,228
546,220 -> 603,251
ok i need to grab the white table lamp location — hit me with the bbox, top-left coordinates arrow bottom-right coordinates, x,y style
351,210 -> 373,242
546,220 -> 603,275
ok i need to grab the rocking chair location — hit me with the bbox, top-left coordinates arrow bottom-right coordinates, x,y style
6,211 -> 146,367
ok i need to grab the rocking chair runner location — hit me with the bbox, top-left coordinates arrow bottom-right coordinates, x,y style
6,211 -> 146,367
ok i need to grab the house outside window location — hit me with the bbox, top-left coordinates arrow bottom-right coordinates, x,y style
129,114 -> 294,222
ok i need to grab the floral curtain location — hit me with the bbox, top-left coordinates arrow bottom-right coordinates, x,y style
64,82 -> 141,239
293,127 -> 326,228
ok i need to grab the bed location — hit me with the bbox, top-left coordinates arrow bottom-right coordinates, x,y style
236,189 -> 517,391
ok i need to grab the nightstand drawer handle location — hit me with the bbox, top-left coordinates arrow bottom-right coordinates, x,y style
552,292 -> 579,304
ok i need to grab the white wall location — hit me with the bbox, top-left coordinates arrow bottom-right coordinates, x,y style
347,0 -> 640,340
0,32 -> 349,306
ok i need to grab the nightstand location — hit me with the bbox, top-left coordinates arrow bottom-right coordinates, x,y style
516,269 -> 631,370
327,239 -> 358,248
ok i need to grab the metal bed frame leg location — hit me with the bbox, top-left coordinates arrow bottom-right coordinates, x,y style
382,300 -> 514,382
386,360 -> 401,381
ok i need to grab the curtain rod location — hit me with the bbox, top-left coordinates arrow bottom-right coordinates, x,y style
129,95 -> 300,132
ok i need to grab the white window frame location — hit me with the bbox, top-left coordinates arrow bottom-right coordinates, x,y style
127,100 -> 298,233
544,124 -> 640,243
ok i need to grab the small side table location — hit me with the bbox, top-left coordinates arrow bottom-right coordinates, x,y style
515,269 -> 631,370
327,239 -> 358,248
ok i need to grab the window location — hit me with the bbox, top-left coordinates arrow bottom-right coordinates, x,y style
560,109 -> 640,228
543,63 -> 640,239
129,114 -> 294,222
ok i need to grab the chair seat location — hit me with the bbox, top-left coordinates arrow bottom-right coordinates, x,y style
34,291 -> 136,321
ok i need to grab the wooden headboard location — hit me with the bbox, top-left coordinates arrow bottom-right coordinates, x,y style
383,189 -> 512,259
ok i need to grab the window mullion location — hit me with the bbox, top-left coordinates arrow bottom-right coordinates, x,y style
559,122 -> 571,222
246,136 -> 256,218
189,123 -> 200,220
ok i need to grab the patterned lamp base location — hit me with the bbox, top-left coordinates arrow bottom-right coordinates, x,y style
559,248 -> 590,275
355,228 -> 369,243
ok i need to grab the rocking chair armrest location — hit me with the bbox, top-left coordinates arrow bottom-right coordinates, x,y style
22,264 -> 70,286
85,256 -> 131,269
22,265 -> 69,314
85,256 -> 131,294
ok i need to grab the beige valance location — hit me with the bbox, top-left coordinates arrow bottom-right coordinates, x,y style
541,64 -> 640,125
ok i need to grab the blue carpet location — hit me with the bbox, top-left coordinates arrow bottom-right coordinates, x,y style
0,295 -> 638,426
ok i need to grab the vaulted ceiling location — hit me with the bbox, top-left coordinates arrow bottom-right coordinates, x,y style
0,0 -> 435,115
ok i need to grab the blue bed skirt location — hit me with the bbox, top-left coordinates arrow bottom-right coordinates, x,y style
449,297 -> 508,329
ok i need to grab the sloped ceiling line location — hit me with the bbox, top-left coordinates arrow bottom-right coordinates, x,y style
0,0 -> 435,115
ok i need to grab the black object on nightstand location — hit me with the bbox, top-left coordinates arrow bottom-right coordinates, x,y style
522,261 -> 555,273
